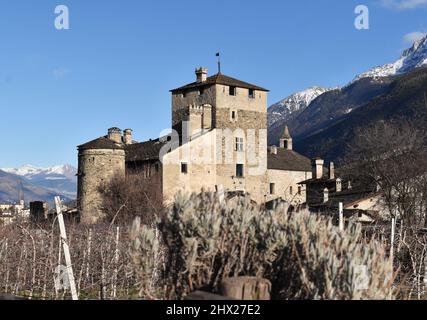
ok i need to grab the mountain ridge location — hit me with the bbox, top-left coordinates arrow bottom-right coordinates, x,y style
268,34 -> 427,151
0,164 -> 77,202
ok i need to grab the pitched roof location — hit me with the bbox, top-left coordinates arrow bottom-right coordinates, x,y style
267,148 -> 312,172
125,138 -> 168,162
78,137 -> 124,150
309,190 -> 381,210
281,126 -> 292,139
170,72 -> 269,93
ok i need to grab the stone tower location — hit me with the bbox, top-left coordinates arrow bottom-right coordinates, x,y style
77,128 -> 126,224
280,126 -> 293,150
170,67 -> 269,203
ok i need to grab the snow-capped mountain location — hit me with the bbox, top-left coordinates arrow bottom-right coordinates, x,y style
352,34 -> 427,82
268,34 -> 427,146
1,164 -> 77,199
2,164 -> 76,180
268,87 -> 333,127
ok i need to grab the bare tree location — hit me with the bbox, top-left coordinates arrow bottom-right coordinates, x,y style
98,172 -> 165,226
345,120 -> 427,229
345,120 -> 427,298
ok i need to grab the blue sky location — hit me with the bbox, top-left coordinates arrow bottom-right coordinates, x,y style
0,0 -> 426,167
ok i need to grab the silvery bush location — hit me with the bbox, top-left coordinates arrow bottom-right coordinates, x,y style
130,192 -> 394,300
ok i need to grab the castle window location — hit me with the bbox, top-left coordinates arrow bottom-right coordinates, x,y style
231,110 -> 236,120
182,91 -> 187,98
181,162 -> 188,174
249,89 -> 255,99
229,86 -> 236,96
270,183 -> 276,195
289,186 -> 293,195
236,164 -> 244,178
298,186 -> 302,195
198,88 -> 204,96
235,137 -> 244,152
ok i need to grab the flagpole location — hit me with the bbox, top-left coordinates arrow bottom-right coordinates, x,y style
216,53 -> 221,74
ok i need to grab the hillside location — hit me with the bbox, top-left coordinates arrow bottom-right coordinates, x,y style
2,164 -> 77,199
268,34 -> 427,161
0,169 -> 71,204
294,66 -> 427,162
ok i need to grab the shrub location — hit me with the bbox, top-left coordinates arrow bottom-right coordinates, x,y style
130,192 -> 395,300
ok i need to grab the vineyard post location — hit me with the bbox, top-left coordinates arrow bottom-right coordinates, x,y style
55,196 -> 78,300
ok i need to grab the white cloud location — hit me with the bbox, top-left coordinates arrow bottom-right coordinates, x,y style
381,0 -> 427,9
403,31 -> 427,43
52,67 -> 71,80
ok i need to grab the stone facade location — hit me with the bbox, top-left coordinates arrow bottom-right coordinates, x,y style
77,147 -> 125,224
266,169 -> 311,206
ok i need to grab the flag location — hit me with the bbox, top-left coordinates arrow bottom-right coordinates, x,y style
216,52 -> 220,57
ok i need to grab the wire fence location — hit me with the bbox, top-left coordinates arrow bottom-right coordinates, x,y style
0,221 -> 139,300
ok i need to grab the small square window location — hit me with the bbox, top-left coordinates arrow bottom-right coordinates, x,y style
229,86 -> 236,96
181,163 -> 188,174
249,89 -> 255,99
270,183 -> 275,195
236,164 -> 244,178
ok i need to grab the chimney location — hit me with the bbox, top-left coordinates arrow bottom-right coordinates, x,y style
323,188 -> 329,203
123,129 -> 133,145
336,178 -> 342,192
329,162 -> 335,180
312,158 -> 324,180
108,127 -> 122,144
195,67 -> 208,83
270,145 -> 278,155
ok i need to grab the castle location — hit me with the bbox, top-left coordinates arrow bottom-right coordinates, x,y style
77,68 -> 314,224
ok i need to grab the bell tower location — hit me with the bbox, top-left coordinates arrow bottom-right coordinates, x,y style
280,126 -> 293,150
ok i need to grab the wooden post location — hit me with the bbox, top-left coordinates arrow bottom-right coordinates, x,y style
339,202 -> 344,232
217,184 -> 225,203
55,196 -> 78,300
112,226 -> 120,299
390,218 -> 396,268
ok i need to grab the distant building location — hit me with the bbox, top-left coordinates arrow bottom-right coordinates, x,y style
300,160 -> 386,224
30,201 -> 49,222
0,200 -> 29,225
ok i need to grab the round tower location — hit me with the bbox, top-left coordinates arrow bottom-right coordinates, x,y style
77,128 -> 126,224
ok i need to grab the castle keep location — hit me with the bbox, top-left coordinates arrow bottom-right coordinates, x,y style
77,68 -> 313,224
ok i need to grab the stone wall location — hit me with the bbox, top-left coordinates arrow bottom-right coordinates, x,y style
162,130 -> 218,204
214,84 -> 269,204
77,148 -> 125,224
266,169 -> 312,206
172,86 -> 216,127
